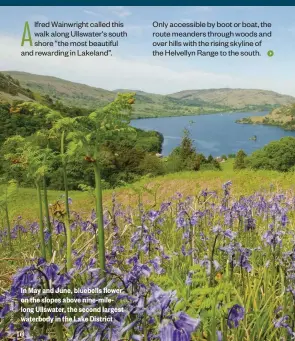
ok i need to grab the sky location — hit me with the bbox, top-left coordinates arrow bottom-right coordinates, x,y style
0,6 -> 295,96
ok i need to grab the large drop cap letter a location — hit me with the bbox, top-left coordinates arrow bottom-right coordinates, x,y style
21,21 -> 33,46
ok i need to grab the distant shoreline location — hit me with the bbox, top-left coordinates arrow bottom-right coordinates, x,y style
131,109 -> 270,120
236,119 -> 295,132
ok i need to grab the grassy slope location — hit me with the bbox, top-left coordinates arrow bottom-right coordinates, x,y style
2,72 -> 196,118
4,71 -> 295,118
2,160 -> 295,286
2,71 -> 115,107
237,103 -> 295,130
0,72 -> 34,103
4,160 -> 295,223
0,91 -> 33,103
170,88 -> 295,108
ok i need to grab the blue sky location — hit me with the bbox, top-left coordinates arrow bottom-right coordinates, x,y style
0,6 -> 295,95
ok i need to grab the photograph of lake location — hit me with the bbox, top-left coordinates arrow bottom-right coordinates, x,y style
3,5 -> 295,341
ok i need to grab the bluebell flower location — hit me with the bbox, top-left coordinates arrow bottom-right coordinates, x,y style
227,304 -> 245,328
174,312 -> 201,335
274,315 -> 295,337
217,330 -> 222,341
224,229 -> 237,240
0,304 -> 10,318
185,271 -> 194,285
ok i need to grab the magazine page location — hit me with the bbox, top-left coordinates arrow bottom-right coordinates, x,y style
1,4 -> 295,341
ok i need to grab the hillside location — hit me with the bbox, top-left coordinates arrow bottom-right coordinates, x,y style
0,72 -> 35,103
2,71 -> 115,108
170,88 -> 295,109
3,71 -> 295,118
1,72 -> 225,117
236,103 -> 295,130
5,160 -> 295,222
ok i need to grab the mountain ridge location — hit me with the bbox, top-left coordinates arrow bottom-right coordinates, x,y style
2,71 -> 295,118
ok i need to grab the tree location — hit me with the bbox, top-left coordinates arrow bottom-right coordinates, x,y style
168,128 -> 199,172
138,153 -> 165,176
212,159 -> 221,170
247,137 -> 295,172
196,153 -> 206,163
179,129 -> 196,160
234,150 -> 247,170
207,155 -> 214,163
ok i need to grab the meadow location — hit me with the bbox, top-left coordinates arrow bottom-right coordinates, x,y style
2,91 -> 295,341
2,159 -> 295,222
2,159 -> 295,340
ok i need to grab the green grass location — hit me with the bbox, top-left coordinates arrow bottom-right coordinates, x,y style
2,160 -> 295,340
2,159 -> 295,223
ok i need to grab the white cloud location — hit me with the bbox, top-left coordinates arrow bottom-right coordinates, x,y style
1,34 -> 295,97
191,6 -> 212,12
108,6 -> 132,18
0,34 -> 238,95
182,6 -> 213,16
29,14 -> 49,22
124,24 -> 152,37
83,10 -> 99,16
82,7 -> 132,19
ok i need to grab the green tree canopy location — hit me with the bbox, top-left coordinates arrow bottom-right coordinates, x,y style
247,137 -> 295,172
168,128 -> 200,172
234,150 -> 247,170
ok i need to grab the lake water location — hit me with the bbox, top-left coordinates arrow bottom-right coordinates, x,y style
131,112 -> 295,157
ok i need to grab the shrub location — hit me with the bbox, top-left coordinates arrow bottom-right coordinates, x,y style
138,153 -> 165,176
199,163 -> 219,171
247,137 -> 295,172
234,150 -> 247,170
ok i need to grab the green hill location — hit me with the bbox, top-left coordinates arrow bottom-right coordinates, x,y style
2,71 -> 115,108
0,72 -> 35,103
170,88 -> 295,109
1,72 -> 223,118
3,71 -> 295,118
236,103 -> 295,130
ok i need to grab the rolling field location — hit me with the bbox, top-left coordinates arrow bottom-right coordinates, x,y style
2,160 -> 295,222
2,161 -> 295,340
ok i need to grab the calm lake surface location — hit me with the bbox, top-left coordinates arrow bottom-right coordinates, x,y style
131,112 -> 295,157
